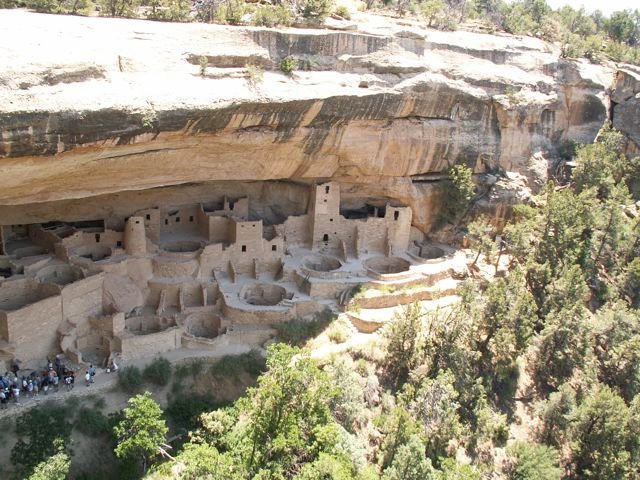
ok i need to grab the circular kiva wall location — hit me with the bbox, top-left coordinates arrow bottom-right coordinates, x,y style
162,240 -> 203,253
35,264 -> 84,286
184,312 -> 221,338
125,315 -> 176,335
303,254 -> 342,272
73,244 -> 112,262
364,256 -> 411,275
419,245 -> 445,260
242,283 -> 289,306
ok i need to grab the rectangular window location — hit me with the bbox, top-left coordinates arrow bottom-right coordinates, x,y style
394,211 -> 399,221
176,217 -> 180,223
272,245 -> 277,251
146,214 -> 151,221
164,219 -> 168,225
241,245 -> 247,252
189,216 -> 194,222
116,241 -> 122,248
323,234 -> 329,242
95,234 -> 100,243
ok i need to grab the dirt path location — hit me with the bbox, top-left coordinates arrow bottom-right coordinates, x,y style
0,342 -> 262,420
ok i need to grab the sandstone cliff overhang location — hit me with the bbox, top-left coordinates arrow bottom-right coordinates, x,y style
0,10 -> 614,210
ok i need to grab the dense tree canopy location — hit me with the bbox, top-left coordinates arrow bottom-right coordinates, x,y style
114,392 -> 168,474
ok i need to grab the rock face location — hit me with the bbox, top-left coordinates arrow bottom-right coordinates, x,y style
0,9 -> 618,231
612,65 -> 640,155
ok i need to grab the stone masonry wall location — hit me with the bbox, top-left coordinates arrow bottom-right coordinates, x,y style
4,295 -> 63,362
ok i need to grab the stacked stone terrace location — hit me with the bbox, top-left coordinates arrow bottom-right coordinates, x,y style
0,181 -> 464,370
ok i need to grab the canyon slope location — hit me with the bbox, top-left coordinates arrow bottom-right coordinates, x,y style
0,9 -> 635,230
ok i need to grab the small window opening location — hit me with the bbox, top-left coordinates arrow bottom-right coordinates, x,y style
95,234 -> 100,243
394,211 -> 399,221
135,220 -> 140,224
229,203 -> 234,211
272,245 -> 277,251
116,241 -> 122,248
241,245 -> 247,252
325,186 -> 330,194
164,219 -> 168,225
323,199 -> 327,203
189,216 -> 194,222
146,214 -> 151,221
322,234 -> 329,242
329,218 -> 334,222
176,217 -> 180,223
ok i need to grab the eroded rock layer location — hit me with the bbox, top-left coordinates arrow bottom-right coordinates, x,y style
0,9 -> 620,223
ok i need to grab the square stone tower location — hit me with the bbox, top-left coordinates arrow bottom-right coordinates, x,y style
309,182 -> 341,251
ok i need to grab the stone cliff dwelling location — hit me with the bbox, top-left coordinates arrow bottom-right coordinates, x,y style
2,10 -> 634,373
0,181 -> 464,370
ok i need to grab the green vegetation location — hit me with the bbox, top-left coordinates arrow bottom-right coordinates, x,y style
214,0 -> 246,25
299,0 -> 333,22
279,55 -> 298,74
14,0 -> 90,14
466,216 -> 497,269
506,442 -> 561,480
153,344 -> 348,478
143,356 -> 172,386
10,403 -> 73,479
253,4 -> 293,27
174,358 -> 206,381
114,392 -> 168,474
420,0 -> 457,30
100,0 -> 140,18
166,393 -> 225,429
440,163 -> 475,223
274,308 -> 335,345
208,349 -> 266,377
27,441 -> 70,480
383,302 -> 424,385
75,406 -> 111,437
145,0 -> 191,21
119,365 -> 145,393
335,5 -> 350,20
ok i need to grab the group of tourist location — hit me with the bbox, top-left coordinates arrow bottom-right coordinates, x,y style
0,357 -> 94,409
0,355 -> 121,409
